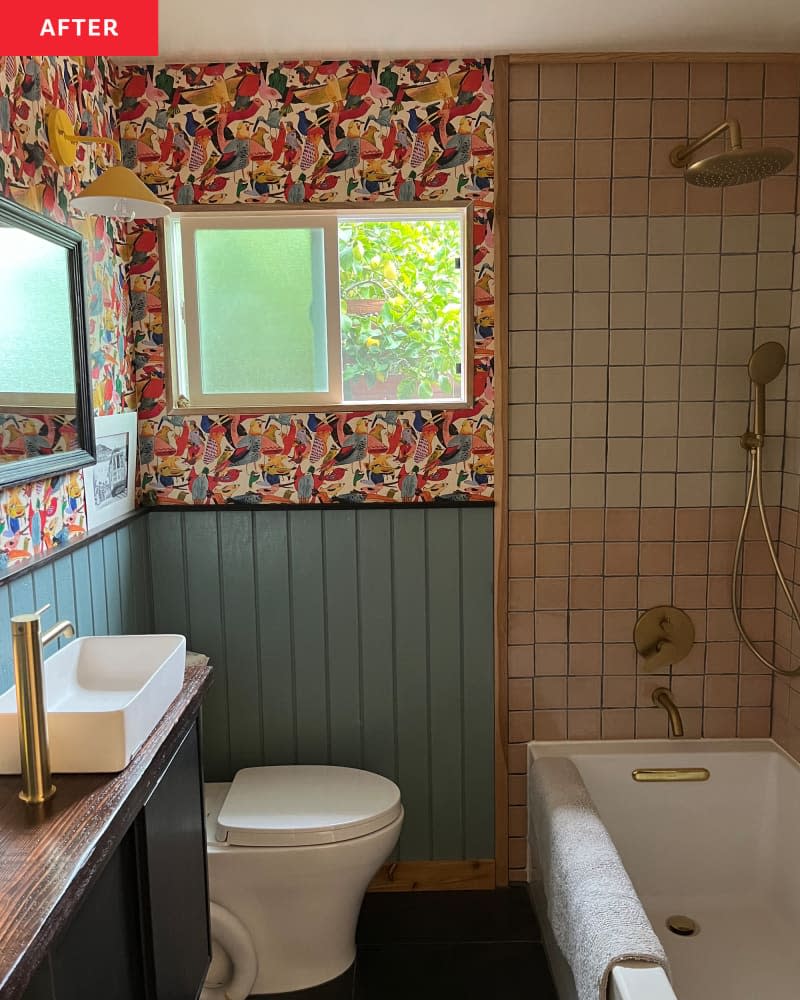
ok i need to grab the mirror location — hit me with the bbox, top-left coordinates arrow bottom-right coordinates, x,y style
0,195 -> 95,489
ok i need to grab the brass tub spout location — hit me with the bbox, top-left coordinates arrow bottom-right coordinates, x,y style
652,687 -> 684,738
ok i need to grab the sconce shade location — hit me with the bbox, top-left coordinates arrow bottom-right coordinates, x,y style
72,166 -> 171,219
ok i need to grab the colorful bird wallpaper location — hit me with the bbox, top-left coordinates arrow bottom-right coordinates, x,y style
118,59 -> 496,506
0,55 -> 132,568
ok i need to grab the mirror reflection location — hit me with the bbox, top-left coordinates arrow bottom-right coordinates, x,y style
0,227 -> 78,462
0,227 -> 76,407
0,414 -> 79,463
0,196 -> 94,486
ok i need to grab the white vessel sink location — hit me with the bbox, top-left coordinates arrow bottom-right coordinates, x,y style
0,634 -> 186,774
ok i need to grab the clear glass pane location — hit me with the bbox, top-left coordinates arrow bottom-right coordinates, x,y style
0,228 -> 74,395
194,227 -> 328,395
338,217 -> 463,403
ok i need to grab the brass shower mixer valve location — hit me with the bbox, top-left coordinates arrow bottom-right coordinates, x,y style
740,430 -> 760,451
634,606 -> 695,672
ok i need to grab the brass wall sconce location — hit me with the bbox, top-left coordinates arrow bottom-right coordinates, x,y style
47,107 -> 170,219
670,118 -> 793,188
634,606 -> 695,672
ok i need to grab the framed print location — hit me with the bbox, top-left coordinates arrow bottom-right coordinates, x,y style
84,411 -> 137,529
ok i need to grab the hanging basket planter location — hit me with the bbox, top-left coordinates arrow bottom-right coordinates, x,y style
344,298 -> 386,316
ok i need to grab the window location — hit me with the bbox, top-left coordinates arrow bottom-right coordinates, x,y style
163,205 -> 472,411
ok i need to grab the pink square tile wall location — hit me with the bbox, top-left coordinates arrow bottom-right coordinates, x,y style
506,59 -> 800,879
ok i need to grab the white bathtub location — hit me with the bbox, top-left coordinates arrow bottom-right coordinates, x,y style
527,739 -> 800,1000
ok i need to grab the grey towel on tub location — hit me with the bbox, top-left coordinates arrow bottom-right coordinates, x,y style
529,757 -> 670,1000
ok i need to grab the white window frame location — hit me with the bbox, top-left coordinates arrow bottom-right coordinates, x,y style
0,393 -> 76,412
162,203 -> 473,414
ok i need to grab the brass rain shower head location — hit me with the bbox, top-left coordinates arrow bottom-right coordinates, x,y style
670,119 -> 794,187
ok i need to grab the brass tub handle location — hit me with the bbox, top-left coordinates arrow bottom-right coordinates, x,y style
632,767 -> 710,782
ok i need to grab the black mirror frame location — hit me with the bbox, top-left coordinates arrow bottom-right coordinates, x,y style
0,195 -> 96,490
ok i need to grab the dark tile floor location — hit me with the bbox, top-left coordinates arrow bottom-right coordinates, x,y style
254,887 -> 558,999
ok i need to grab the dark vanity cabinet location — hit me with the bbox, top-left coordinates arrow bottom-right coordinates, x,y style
50,828 -> 146,1000
19,723 -> 211,1000
139,724 -> 212,1000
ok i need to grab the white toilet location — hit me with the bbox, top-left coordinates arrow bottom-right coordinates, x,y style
202,765 -> 403,998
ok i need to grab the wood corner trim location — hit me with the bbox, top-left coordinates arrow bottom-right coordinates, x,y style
492,53 -> 510,891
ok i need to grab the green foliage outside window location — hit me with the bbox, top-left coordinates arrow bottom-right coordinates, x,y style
338,218 -> 464,401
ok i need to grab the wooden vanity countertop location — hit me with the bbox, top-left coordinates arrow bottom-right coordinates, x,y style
0,662 -> 212,999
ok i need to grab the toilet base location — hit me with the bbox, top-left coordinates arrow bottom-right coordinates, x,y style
207,810 -> 403,995
201,901 -> 258,1000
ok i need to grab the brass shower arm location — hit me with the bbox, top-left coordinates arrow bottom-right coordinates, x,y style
670,119 -> 742,168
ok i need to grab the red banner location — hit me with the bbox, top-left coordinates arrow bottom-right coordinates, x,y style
3,1 -> 158,57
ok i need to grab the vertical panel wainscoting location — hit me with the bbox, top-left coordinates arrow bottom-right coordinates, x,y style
0,516 -> 153,694
146,507 -> 495,865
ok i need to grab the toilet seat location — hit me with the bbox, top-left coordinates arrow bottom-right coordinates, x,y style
217,765 -> 402,847
201,901 -> 257,1000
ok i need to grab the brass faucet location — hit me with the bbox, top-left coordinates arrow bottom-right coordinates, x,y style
11,606 -> 74,805
652,687 -> 684,738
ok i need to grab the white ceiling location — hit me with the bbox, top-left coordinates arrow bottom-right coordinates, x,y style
142,0 -> 800,62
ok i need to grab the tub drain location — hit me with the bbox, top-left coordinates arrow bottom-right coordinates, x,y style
666,914 -> 699,937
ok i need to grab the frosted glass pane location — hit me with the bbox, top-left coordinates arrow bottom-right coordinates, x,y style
0,228 -> 74,396
194,227 -> 328,394
338,217 -> 463,403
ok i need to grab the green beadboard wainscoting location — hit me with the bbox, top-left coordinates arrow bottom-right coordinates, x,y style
0,507 -> 494,863
147,506 -> 494,862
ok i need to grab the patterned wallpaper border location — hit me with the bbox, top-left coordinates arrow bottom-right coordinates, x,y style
115,59 -> 496,506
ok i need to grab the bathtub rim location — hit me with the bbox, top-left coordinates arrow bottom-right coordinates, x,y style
527,735 -> 788,762
526,736 -> 791,1000
526,735 -> 795,889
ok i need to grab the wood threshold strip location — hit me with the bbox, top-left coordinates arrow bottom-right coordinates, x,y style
368,860 -> 496,892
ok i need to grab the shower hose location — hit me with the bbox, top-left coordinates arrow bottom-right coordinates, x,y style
732,442 -> 800,676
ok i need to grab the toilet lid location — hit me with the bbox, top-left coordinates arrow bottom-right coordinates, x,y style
217,765 -> 403,847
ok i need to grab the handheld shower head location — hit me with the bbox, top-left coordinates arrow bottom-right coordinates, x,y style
671,119 -> 794,188
748,341 -> 786,386
733,338 -> 800,678
746,341 -> 786,443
